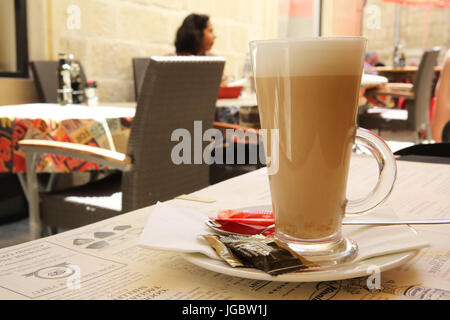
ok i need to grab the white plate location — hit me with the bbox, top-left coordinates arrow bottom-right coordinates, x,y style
183,249 -> 420,282
183,204 -> 421,282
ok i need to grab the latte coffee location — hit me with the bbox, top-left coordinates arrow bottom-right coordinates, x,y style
252,38 -> 365,241
257,74 -> 361,239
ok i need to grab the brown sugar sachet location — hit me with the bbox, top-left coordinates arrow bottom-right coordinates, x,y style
203,234 -> 310,276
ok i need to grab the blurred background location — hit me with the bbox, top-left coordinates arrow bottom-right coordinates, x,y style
0,0 -> 449,104
0,0 -> 449,247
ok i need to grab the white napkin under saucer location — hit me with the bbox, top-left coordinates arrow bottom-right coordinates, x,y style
138,202 -> 429,263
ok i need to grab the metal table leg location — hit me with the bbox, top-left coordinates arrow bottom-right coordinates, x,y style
25,153 -> 42,240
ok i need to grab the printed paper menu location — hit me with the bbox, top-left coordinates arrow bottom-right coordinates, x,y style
0,158 -> 449,300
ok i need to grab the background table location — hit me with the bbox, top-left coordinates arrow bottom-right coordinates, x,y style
359,74 -> 389,106
374,66 -> 441,94
0,104 -> 135,173
374,66 -> 441,81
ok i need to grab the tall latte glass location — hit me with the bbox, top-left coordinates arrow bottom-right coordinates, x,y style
250,37 -> 397,266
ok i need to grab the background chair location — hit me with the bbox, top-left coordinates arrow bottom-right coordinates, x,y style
132,57 -> 151,101
20,56 -> 225,239
30,60 -> 87,103
431,49 -> 450,142
30,60 -> 105,193
358,48 -> 440,143
210,122 -> 265,184
132,57 -> 266,184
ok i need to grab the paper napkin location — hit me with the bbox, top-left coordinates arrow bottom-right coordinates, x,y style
138,202 -> 219,260
138,202 -> 429,263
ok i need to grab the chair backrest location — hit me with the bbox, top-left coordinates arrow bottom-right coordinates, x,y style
122,56 -> 225,211
30,60 -> 87,103
132,58 -> 151,101
408,48 -> 440,131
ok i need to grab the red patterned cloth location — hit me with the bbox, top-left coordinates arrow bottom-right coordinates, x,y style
0,104 -> 134,173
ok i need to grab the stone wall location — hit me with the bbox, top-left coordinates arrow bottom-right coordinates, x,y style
362,0 -> 450,67
8,0 -> 448,106
44,0 -> 278,102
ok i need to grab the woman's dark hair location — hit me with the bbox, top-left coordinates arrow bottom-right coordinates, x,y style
175,14 -> 210,55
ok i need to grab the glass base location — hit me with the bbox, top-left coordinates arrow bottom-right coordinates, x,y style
275,231 -> 358,268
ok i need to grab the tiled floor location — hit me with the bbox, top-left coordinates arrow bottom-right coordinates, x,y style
0,131 -> 417,250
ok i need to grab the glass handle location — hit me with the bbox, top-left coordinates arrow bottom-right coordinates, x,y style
345,128 -> 397,215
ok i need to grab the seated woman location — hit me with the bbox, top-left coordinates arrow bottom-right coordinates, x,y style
431,49 -> 450,142
171,13 -> 228,85
173,13 -> 216,56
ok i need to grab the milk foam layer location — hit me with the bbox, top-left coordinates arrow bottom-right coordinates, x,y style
250,37 -> 366,78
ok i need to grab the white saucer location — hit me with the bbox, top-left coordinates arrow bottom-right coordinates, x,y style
183,249 -> 420,282
183,203 -> 424,282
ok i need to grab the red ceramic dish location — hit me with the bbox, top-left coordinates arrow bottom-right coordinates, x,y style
218,86 -> 243,99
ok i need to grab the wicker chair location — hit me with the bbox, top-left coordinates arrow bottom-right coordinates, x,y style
358,48 -> 440,143
30,60 -> 87,103
132,57 -> 151,101
132,57 -> 266,184
19,56 -> 225,239
209,122 -> 265,184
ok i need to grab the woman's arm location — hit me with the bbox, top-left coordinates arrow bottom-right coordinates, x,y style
431,50 -> 450,142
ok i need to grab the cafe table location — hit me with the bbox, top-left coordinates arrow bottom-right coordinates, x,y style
0,103 -> 135,204
374,66 -> 441,81
0,154 -> 448,300
374,66 -> 441,93
0,103 -> 134,178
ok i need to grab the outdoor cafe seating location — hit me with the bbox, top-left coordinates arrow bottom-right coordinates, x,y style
132,57 -> 151,101
358,48 -> 440,142
31,60 -> 88,103
18,57 -> 225,239
132,56 -> 265,184
1,0 -> 450,303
